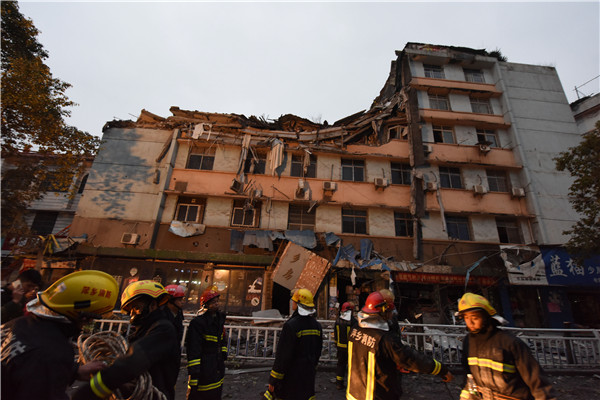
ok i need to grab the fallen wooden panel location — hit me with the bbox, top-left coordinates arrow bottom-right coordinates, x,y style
272,242 -> 330,295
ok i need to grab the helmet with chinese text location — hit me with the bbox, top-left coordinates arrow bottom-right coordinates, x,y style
291,288 -> 314,308
121,280 -> 169,312
457,293 -> 497,316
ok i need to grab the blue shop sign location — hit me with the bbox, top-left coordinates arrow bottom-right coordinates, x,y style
542,247 -> 600,287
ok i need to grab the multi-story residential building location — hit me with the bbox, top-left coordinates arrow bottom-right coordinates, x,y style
69,43 -> 599,327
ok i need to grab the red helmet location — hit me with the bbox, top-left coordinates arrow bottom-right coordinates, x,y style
341,302 -> 354,312
362,292 -> 388,314
165,284 -> 186,299
199,287 -> 220,306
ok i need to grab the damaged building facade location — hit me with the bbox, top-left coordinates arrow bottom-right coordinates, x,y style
69,43 -> 599,327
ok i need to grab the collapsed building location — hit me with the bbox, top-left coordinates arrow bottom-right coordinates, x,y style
67,43 -> 599,327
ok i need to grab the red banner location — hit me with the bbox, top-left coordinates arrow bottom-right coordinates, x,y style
392,272 -> 496,286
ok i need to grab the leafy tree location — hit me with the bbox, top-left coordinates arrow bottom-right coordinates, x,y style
554,120 -> 600,261
1,1 -> 100,239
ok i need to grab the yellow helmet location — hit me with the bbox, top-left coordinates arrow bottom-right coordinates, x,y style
38,270 -> 118,320
291,288 -> 314,308
458,293 -> 497,316
121,280 -> 168,312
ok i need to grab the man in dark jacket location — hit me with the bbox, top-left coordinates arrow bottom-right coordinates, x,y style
264,288 -> 322,400
72,280 -> 180,400
458,293 -> 557,400
1,268 -> 43,324
334,301 -> 356,390
164,284 -> 186,346
186,286 -> 228,400
347,291 -> 453,400
1,270 -> 118,400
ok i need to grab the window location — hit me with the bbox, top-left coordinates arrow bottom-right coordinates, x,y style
244,152 -> 266,175
287,204 -> 316,231
428,94 -> 450,111
470,97 -> 492,114
446,215 -> 471,240
211,269 -> 264,315
487,170 -> 508,192
476,128 -> 499,147
290,154 -> 316,178
175,197 -> 205,223
394,212 -> 413,237
186,147 -> 215,170
391,163 -> 411,185
439,167 -> 462,189
424,64 -> 445,79
231,199 -> 260,227
433,125 -> 455,144
341,159 -> 365,182
31,211 -> 58,235
464,68 -> 485,83
342,208 -> 367,234
388,126 -> 406,140
496,218 -> 523,244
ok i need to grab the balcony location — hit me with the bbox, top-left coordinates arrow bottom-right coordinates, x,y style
420,109 -> 510,129
410,77 -> 501,98
425,188 -> 530,216
424,142 -> 518,168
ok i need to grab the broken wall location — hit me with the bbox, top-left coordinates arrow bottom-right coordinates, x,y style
368,208 -> 396,237
315,204 -> 341,232
204,197 -> 234,226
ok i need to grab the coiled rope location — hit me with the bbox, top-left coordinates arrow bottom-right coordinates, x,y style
77,331 -> 167,400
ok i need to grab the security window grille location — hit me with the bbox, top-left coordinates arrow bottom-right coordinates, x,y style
287,204 -> 316,230
186,148 -> 215,170
464,68 -> 485,83
433,125 -> 455,144
231,200 -> 259,227
446,215 -> 471,240
290,154 -> 316,178
391,163 -> 411,185
175,197 -> 205,223
470,97 -> 492,114
341,159 -> 365,182
496,218 -> 523,244
244,153 -> 266,175
342,208 -> 367,234
31,211 -> 58,235
486,170 -> 509,192
394,212 -> 413,237
439,167 -> 462,189
428,94 -> 450,111
476,129 -> 499,147
424,64 -> 445,79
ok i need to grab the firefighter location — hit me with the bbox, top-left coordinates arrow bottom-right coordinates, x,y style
72,280 -> 180,400
347,291 -> 453,400
264,288 -> 322,400
186,286 -> 228,400
164,284 -> 186,345
457,293 -> 557,400
1,270 -> 118,400
334,301 -> 356,390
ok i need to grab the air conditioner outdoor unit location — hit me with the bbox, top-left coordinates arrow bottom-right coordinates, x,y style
230,179 -> 243,193
121,233 -> 139,245
473,185 -> 488,195
478,143 -> 491,154
174,181 -> 188,192
423,144 -> 433,154
323,181 -> 337,191
511,187 -> 526,198
374,178 -> 389,188
424,181 -> 437,191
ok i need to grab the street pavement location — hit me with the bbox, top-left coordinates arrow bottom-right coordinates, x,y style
174,364 -> 600,400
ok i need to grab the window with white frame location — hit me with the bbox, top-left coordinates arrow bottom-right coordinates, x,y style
445,215 -> 471,240
464,68 -> 485,83
424,64 -> 445,79
428,94 -> 450,111
391,163 -> 411,185
341,159 -> 365,182
439,166 -> 462,189
231,199 -> 260,227
476,128 -> 499,147
433,125 -> 455,144
496,218 -> 523,244
394,212 -> 413,237
287,204 -> 316,231
342,208 -> 367,234
486,170 -> 509,192
470,97 -> 492,114
175,197 -> 205,223
186,147 -> 215,170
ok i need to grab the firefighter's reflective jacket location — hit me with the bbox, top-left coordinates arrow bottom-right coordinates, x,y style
186,310 -> 228,394
334,316 -> 357,350
1,315 -> 80,400
267,310 -> 323,400
347,317 -> 448,400
460,326 -> 557,400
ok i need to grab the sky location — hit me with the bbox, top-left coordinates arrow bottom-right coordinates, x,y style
18,1 -> 600,138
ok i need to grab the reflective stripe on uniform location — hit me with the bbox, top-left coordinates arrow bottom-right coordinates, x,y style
468,357 -> 516,373
197,377 -> 224,391
270,369 -> 284,380
188,358 -> 201,367
221,346 -> 228,352
366,351 -> 375,400
189,379 -> 198,387
264,390 -> 274,400
460,389 -> 470,400
432,359 -> 441,375
90,372 -> 112,398
296,329 -> 321,338
347,341 -> 354,400
336,375 -> 344,381
202,334 -> 218,342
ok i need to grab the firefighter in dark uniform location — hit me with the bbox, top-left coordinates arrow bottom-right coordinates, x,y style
1,270 -> 118,400
347,291 -> 453,400
457,293 -> 557,400
72,280 -> 181,400
164,284 -> 186,345
186,286 -> 228,400
334,301 -> 356,390
264,288 -> 323,400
